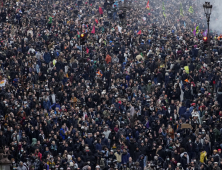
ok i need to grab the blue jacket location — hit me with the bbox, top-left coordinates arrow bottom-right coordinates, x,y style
138,156 -> 144,169
203,143 -> 211,156
59,128 -> 66,140
146,121 -> 149,128
43,52 -> 51,64
101,138 -> 109,147
62,77 -> 68,85
114,102 -> 120,111
184,110 -> 191,120
165,75 -> 170,85
157,110 -> 165,115
122,152 -> 130,164
43,100 -> 51,110
13,78 -> 19,88
52,118 -> 57,124
44,163 -> 49,170
95,143 -> 102,151
16,13 -> 21,20
85,137 -> 94,147
189,106 -> 194,113
179,106 -> 187,117
126,75 -> 130,84
50,103 -> 61,110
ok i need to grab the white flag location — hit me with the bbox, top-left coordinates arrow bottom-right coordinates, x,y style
118,25 -> 122,33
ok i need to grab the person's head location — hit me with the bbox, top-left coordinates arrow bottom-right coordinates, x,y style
129,157 -> 132,162
174,149 -> 177,154
213,150 -> 217,154
19,161 -> 23,166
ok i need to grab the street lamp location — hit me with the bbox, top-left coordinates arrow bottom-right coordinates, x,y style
203,2 -> 212,44
203,2 -> 212,65
105,0 -> 114,19
119,0 -> 132,28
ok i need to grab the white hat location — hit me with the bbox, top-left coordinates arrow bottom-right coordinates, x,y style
96,165 -> 100,168
67,155 -> 72,161
70,162 -> 74,166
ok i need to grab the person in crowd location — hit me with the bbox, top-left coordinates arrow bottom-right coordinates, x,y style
0,0 -> 222,169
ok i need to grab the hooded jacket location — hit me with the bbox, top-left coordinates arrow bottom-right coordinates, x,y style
179,106 -> 186,117
43,52 -> 51,64
122,152 -> 130,164
200,151 -> 207,163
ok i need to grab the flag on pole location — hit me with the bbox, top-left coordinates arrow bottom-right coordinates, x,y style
118,25 -> 122,33
180,3 -> 183,16
146,0 -> 150,10
196,26 -> 199,34
86,47 -> 89,54
203,29 -> 208,37
99,7 -> 103,15
192,27 -> 196,36
163,12 -> 166,18
91,25 -> 95,34
137,30 -> 141,35
162,2 -> 165,11
189,6 -> 194,13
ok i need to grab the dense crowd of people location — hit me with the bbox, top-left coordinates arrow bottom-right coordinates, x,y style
0,0 -> 222,169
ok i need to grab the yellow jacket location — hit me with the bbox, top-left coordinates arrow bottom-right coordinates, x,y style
200,151 -> 207,163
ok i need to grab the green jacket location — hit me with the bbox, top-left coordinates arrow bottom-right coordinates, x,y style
48,17 -> 52,24
146,84 -> 154,93
213,128 -> 221,141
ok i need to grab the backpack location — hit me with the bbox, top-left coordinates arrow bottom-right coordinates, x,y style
100,158 -> 105,169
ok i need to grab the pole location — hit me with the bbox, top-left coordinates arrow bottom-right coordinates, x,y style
79,20 -> 83,57
47,0 -> 48,17
81,21 -> 83,58
206,16 -> 210,64
82,45 -> 84,58
79,22 -> 81,49
207,17 -> 210,45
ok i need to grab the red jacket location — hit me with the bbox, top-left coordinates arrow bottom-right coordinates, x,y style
35,152 -> 42,161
